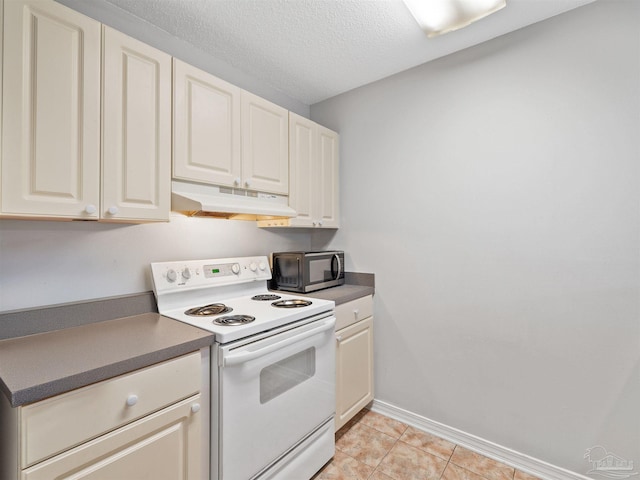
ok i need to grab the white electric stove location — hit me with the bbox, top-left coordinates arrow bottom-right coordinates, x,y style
151,256 -> 336,480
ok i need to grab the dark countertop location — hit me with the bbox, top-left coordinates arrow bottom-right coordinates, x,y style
271,272 -> 375,305
298,284 -> 374,305
0,313 -> 214,407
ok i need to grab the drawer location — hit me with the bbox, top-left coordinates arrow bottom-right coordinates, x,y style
335,295 -> 373,331
20,352 -> 201,468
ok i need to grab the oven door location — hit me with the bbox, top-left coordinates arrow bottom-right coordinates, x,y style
217,315 -> 336,480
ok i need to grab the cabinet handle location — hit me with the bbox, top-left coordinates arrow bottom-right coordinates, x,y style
353,309 -> 359,319
245,179 -> 252,188
191,403 -> 201,414
336,335 -> 343,342
234,177 -> 241,187
84,204 -> 97,215
107,206 -> 119,215
126,394 -> 138,407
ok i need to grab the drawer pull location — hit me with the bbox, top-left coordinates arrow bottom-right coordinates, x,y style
191,403 -> 201,414
126,394 -> 138,407
353,309 -> 359,318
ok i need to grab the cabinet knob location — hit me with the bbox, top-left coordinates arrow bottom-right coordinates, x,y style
245,179 -> 252,188
336,335 -> 343,342
318,220 -> 323,227
126,394 -> 138,407
107,206 -> 119,215
84,204 -> 97,215
234,177 -> 241,187
191,403 -> 201,414
353,309 -> 359,319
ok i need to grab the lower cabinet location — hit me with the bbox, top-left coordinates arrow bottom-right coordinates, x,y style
0,352 -> 205,480
22,395 -> 200,480
335,295 -> 374,431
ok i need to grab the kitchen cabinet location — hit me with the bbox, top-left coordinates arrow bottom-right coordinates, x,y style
258,112 -> 339,228
0,352 -> 204,480
335,295 -> 374,430
1,0 -> 101,219
173,62 -> 288,195
101,26 -> 171,222
241,90 -> 289,195
0,0 -> 171,222
173,58 -> 242,187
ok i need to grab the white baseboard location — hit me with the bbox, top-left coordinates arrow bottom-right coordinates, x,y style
370,399 -> 592,480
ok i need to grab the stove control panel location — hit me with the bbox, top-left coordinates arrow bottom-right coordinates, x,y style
151,256 -> 271,293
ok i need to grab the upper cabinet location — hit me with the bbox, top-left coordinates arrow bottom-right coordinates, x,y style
1,0 -> 101,219
173,64 -> 288,195
259,112 -> 339,228
241,91 -> 289,195
316,124 -> 340,228
173,59 -> 242,187
0,0 -> 170,222
101,27 -> 171,222
1,0 -> 337,226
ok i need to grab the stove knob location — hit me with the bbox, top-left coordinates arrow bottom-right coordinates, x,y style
231,263 -> 241,274
249,262 -> 257,272
166,269 -> 177,283
259,262 -> 267,271
182,268 -> 191,280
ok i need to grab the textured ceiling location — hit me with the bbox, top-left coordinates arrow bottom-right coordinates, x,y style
103,0 -> 597,105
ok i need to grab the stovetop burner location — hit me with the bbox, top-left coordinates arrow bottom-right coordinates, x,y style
271,299 -> 313,308
213,315 -> 256,326
185,303 -> 232,317
251,294 -> 282,301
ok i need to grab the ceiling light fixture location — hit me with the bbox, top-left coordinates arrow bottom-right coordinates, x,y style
402,0 -> 507,38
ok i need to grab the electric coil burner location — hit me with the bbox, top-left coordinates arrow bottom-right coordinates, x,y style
251,294 -> 282,301
185,303 -> 232,317
272,299 -> 313,308
213,315 -> 256,326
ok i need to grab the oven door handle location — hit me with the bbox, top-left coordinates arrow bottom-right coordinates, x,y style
223,317 -> 335,366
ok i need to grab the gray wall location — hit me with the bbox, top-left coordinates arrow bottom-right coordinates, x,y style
311,0 -> 639,475
0,215 -> 311,311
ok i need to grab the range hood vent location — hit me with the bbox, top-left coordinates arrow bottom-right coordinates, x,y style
171,180 -> 297,220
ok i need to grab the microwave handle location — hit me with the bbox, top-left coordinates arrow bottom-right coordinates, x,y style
223,317 -> 335,366
333,253 -> 342,280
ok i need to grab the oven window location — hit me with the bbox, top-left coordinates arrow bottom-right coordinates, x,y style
260,347 -> 316,404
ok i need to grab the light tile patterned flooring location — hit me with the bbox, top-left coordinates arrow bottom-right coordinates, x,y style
313,409 -> 541,480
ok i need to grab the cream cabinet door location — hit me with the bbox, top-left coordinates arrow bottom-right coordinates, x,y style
22,395 -> 202,480
173,59 -> 241,187
1,0 -> 101,219
336,316 -> 374,431
288,113 -> 316,226
241,91 -> 289,194
101,26 -> 171,222
286,113 -> 340,228
317,126 -> 340,228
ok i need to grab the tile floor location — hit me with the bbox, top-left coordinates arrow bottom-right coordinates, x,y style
313,409 -> 541,480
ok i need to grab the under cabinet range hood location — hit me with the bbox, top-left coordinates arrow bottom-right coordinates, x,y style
171,180 -> 297,220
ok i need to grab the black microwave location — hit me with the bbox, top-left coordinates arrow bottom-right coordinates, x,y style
271,251 -> 345,293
